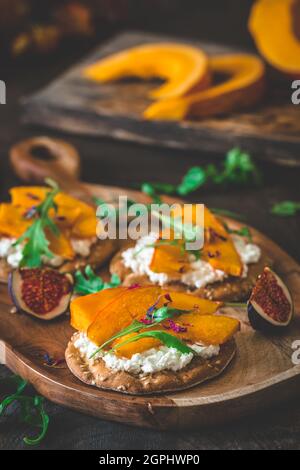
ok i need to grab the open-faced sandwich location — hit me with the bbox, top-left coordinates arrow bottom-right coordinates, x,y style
110,205 -> 270,302
66,285 -> 240,395
0,183 -> 116,282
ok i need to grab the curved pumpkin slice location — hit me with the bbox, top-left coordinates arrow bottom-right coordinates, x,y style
144,54 -> 265,120
10,187 -> 48,210
84,43 -> 211,100
203,207 -> 243,277
71,287 -> 127,332
249,0 -> 300,77
46,228 -> 75,260
0,203 -> 31,238
113,314 -> 240,358
150,205 -> 243,278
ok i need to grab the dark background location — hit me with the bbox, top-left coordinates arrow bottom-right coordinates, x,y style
0,0 -> 300,450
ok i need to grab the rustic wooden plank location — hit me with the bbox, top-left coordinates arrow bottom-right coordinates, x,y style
22,31 -> 300,167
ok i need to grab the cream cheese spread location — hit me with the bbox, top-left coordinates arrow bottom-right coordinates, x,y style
74,332 -> 220,376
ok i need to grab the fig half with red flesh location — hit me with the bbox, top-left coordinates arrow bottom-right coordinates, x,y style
247,267 -> 293,332
9,268 -> 73,320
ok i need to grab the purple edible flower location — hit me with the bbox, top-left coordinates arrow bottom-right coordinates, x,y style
164,320 -> 187,334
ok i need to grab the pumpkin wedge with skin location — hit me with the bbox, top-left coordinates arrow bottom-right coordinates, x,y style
249,0 -> 300,77
144,54 -> 265,120
112,314 -> 240,359
150,205 -> 243,278
84,43 -> 211,100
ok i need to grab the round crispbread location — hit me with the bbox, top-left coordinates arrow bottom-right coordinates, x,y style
109,247 -> 272,302
0,239 -> 118,283
65,332 -> 237,395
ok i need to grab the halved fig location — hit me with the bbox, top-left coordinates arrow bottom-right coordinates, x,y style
247,267 -> 294,332
9,268 -> 73,320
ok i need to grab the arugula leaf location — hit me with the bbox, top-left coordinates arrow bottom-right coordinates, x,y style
271,201 -> 300,217
211,208 -> 245,221
90,306 -> 194,358
223,224 -> 253,242
177,167 -> 207,195
0,375 -> 49,446
74,265 -> 121,295
141,148 -> 262,203
14,179 -> 60,268
112,331 -> 194,355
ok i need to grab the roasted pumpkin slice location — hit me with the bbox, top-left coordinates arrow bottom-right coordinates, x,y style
87,286 -> 163,346
113,333 -> 161,359
166,291 -> 221,314
46,228 -> 75,260
113,314 -> 240,358
144,54 -> 265,120
203,207 -> 243,277
71,287 -> 127,332
175,313 -> 240,345
249,0 -> 300,77
84,43 -> 211,100
10,186 -> 48,209
0,203 -> 31,238
150,205 -> 243,278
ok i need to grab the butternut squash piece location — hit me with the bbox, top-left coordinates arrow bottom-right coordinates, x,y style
113,333 -> 160,358
175,313 -> 240,345
166,291 -> 221,314
249,0 -> 300,77
84,43 -> 211,100
203,207 -> 243,277
71,287 -> 127,332
113,314 -> 240,358
150,205 -> 243,278
87,286 -> 163,346
46,228 -> 75,260
0,204 -> 31,238
144,54 -> 265,120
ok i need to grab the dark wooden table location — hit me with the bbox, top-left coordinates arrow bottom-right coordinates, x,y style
1,29 -> 300,449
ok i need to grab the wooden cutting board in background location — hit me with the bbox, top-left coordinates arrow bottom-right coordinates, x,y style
22,31 -> 300,167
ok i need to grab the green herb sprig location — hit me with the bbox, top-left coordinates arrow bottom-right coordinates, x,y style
0,375 -> 49,446
141,148 -> 262,202
14,179 -> 60,268
74,265 -> 121,295
271,201 -> 300,217
90,305 -> 194,359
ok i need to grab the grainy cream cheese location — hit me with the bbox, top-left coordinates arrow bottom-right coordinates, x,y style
122,232 -> 261,289
74,332 -> 220,376
0,236 -> 96,268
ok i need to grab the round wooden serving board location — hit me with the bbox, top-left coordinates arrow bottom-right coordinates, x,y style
0,183 -> 300,430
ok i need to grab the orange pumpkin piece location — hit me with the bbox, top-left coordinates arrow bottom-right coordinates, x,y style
0,204 -> 31,238
144,54 -> 265,120
249,0 -> 300,78
203,207 -> 243,277
71,287 -> 127,333
84,43 -> 211,100
87,286 -> 162,346
112,314 -> 240,358
150,205 -> 243,278
175,313 -> 240,345
10,187 -> 48,209
166,291 -> 221,314
113,333 -> 160,359
46,228 -> 75,260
